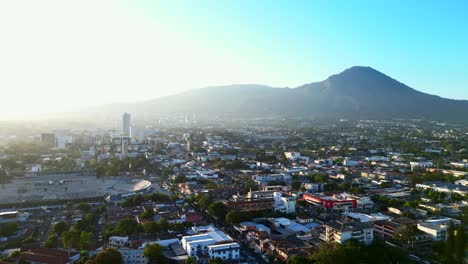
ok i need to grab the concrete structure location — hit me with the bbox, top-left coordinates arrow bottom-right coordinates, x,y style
303,193 -> 373,212
117,248 -> 147,264
40,133 -> 56,147
0,211 -> 30,223
374,220 -> 406,240
181,227 -> 236,258
284,152 -> 301,160
254,174 -> 291,185
273,192 -> 296,214
410,161 -> 433,170
122,112 -> 131,137
321,221 -> 374,245
208,242 -> 240,261
416,182 -> 468,195
55,134 -> 73,149
417,222 -> 448,241
109,236 -> 129,248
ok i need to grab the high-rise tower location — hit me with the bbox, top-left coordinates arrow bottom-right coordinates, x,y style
122,112 -> 131,137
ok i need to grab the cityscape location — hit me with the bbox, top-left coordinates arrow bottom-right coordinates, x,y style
0,114 -> 466,264
0,1 -> 467,264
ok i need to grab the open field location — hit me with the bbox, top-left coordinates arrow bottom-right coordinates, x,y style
0,175 -> 151,203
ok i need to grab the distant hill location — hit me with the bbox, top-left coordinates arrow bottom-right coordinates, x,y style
88,66 -> 468,123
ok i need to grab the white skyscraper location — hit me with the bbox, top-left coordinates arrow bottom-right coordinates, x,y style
122,112 -> 131,137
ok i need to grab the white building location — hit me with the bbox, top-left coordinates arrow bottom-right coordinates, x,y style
450,162 -> 468,169
273,192 -> 296,214
208,242 -> 240,261
31,164 -> 42,173
321,221 -> 374,245
181,228 -> 236,258
118,248 -> 147,264
410,161 -> 433,170
55,134 -> 73,149
417,222 -> 448,241
284,152 -> 301,160
197,170 -> 218,179
254,174 -> 291,185
109,236 -> 129,248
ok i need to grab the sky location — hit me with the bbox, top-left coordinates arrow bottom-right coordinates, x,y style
1,0 -> 467,119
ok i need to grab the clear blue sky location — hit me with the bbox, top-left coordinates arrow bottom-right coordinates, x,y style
133,0 -> 468,99
1,0 -> 467,119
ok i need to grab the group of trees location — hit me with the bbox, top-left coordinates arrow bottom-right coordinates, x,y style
46,203 -> 104,250
60,214 -> 96,250
106,216 -> 184,238
94,156 -> 160,177
0,222 -> 18,237
211,158 -> 248,170
120,193 -> 171,207
143,243 -> 168,264
104,218 -> 143,238
423,189 -> 447,203
77,248 -> 123,264
430,222 -> 466,264
286,240 -> 409,264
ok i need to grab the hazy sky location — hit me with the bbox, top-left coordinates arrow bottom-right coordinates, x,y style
1,0 -> 467,119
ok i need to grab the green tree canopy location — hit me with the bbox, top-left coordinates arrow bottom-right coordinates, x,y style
95,248 -> 123,264
143,243 -> 167,264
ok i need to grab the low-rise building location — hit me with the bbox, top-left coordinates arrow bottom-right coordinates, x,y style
417,222 -> 448,241
321,221 -> 374,245
208,242 -> 240,261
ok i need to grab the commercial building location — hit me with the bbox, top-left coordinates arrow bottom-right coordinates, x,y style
55,132 -> 73,150
417,222 -> 448,241
40,133 -> 56,147
321,221 -> 374,245
0,211 -> 29,223
415,182 -> 468,195
108,236 -> 129,248
254,174 -> 291,186
181,226 -> 240,260
374,220 -> 406,240
122,112 -> 131,137
303,193 -> 373,212
207,242 -> 240,261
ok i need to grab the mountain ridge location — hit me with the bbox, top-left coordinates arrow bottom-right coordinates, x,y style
85,66 -> 468,123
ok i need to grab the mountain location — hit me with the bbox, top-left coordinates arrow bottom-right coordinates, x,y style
91,66 -> 468,123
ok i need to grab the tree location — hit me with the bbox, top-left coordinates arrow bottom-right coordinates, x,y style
158,218 -> 169,232
309,242 -> 349,264
142,221 -> 160,235
77,202 -> 92,212
143,243 -> 167,264
291,181 -> 301,191
185,257 -> 196,264
52,221 -> 67,235
455,224 -> 465,262
44,234 -> 57,248
173,175 -> 187,184
447,221 -> 455,257
208,202 -> 228,220
80,231 -> 94,250
208,257 -> 224,264
0,222 -> 18,236
95,248 -> 122,264
0,169 -> 10,184
62,229 -> 81,248
286,254 -> 308,264
115,218 -> 142,236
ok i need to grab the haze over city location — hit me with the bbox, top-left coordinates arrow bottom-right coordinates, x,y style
1,0 -> 468,119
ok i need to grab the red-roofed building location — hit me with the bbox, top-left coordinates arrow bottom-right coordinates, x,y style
20,248 -> 80,264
